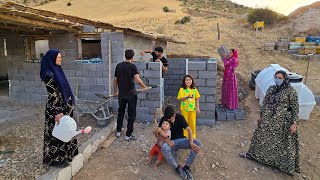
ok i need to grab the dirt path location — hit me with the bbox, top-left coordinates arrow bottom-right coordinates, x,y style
73,93 -> 320,180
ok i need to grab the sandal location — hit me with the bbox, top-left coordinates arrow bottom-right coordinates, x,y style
239,152 -> 253,160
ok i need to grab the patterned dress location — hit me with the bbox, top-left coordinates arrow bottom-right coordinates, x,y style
221,52 -> 239,110
248,85 -> 300,175
43,77 -> 78,166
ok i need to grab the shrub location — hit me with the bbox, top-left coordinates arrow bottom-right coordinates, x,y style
23,0 -> 28,4
180,16 -> 191,24
247,8 -> 280,26
163,6 -> 169,12
67,2 -> 72,6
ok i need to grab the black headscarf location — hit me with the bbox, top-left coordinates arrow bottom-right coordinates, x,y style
40,49 -> 75,105
265,70 -> 291,115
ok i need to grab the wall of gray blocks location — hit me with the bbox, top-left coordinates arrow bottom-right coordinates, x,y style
165,58 -> 217,125
4,32 -> 217,125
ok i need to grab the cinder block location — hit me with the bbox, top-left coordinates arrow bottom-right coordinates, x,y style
25,87 -> 35,93
198,87 -> 215,95
96,78 -> 107,85
206,95 -> 215,103
193,79 -> 206,87
202,103 -> 215,111
30,94 -> 41,101
198,111 -> 206,118
215,107 -> 226,121
135,62 -> 147,70
136,107 -> 149,115
83,64 -> 97,71
137,92 -> 146,100
188,71 -> 199,78
206,79 -> 216,87
145,78 -> 160,86
206,111 -> 215,119
136,113 -> 154,122
147,62 -> 160,70
188,62 -> 206,71
143,70 -> 161,78
226,109 -> 236,120
199,95 -> 206,103
199,71 -> 216,79
207,61 -> 217,71
235,108 -> 246,120
147,93 -> 160,101
90,85 -> 105,92
78,84 -> 91,91
144,101 -> 160,109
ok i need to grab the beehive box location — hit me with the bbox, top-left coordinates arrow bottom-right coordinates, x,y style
289,42 -> 302,50
275,42 -> 289,50
295,37 -> 306,43
263,43 -> 275,51
279,36 -> 290,44
298,46 -> 317,55
316,46 -> 320,54
303,42 -> 316,46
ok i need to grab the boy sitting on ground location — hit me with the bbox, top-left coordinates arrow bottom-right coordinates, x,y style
147,119 -> 171,168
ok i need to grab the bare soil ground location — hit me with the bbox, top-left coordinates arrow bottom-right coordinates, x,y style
73,94 -> 320,180
1,1 -> 320,180
0,96 -> 105,179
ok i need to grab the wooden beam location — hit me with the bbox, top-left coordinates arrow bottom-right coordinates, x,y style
0,13 -> 77,33
3,3 -> 116,29
0,24 -> 47,33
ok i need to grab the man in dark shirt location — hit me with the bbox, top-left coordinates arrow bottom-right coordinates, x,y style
113,49 -> 147,141
158,106 -> 201,180
141,46 -> 168,75
141,46 -> 168,108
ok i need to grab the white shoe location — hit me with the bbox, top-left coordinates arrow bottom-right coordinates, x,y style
125,135 -> 138,141
116,132 -> 121,138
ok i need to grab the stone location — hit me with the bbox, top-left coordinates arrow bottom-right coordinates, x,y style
211,164 -> 216,169
57,166 -> 72,180
71,154 -> 84,176
82,144 -> 92,162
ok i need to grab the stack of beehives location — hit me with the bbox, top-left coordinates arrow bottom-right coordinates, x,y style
275,37 -> 289,51
290,36 -> 320,55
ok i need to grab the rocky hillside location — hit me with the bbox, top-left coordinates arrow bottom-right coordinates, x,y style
289,1 -> 320,35
0,0 -> 55,6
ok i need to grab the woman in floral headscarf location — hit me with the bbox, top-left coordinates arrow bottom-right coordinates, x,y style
240,70 -> 300,176
221,49 -> 239,110
40,49 -> 78,167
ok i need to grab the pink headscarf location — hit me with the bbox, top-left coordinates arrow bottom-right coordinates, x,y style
230,49 -> 239,67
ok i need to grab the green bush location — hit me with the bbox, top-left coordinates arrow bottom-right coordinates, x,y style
247,8 -> 281,26
163,6 -> 169,12
180,16 -> 191,24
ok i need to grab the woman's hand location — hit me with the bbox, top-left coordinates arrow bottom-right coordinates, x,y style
196,107 -> 201,114
55,113 -> 64,124
289,123 -> 297,134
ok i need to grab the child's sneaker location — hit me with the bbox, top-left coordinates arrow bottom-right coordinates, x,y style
183,166 -> 194,180
125,135 -> 138,141
175,165 -> 187,179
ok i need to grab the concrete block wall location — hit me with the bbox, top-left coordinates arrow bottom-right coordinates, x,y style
165,58 -> 217,125
0,37 -> 8,77
6,33 -> 125,105
124,34 -> 154,62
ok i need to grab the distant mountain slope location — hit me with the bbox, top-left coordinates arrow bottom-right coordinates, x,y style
289,1 -> 320,17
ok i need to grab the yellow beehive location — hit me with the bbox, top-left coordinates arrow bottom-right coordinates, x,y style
316,46 -> 320,54
295,37 -> 306,43
253,21 -> 264,29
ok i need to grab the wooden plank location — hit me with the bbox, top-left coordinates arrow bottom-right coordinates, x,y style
0,13 -> 77,33
0,24 -> 47,33
101,133 -> 117,148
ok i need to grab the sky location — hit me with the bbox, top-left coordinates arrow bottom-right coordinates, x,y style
229,0 -> 319,15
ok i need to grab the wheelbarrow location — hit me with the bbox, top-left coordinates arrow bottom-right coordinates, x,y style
74,93 -> 115,127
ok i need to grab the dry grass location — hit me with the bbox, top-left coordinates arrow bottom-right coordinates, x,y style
36,0 -> 320,95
